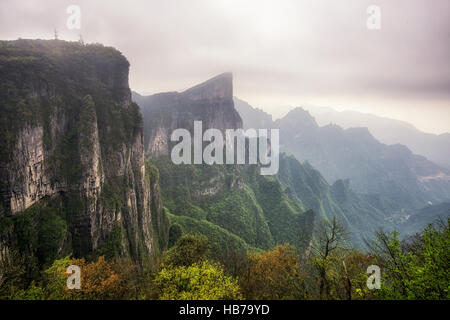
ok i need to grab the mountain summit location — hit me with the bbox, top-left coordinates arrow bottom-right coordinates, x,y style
182,72 -> 233,101
133,73 -> 242,157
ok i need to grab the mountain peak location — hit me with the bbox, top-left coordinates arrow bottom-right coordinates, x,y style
280,107 -> 319,128
133,72 -> 242,157
182,72 -> 233,100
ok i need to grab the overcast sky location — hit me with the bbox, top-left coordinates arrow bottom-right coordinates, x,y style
1,0 -> 449,134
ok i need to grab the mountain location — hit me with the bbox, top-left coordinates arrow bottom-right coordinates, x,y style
398,202 -> 450,236
234,100 -> 401,244
235,98 -> 450,238
233,97 -> 273,130
133,73 -> 242,158
135,76 -> 401,249
273,107 -> 450,210
133,75 -> 448,249
0,39 -> 168,268
133,74 -> 319,260
153,156 -> 317,264
276,154 -> 398,245
304,105 -> 450,170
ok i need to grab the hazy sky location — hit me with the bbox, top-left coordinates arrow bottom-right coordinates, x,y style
1,0 -> 449,134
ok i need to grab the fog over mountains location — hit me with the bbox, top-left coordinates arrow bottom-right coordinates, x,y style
0,37 -> 446,276
1,0 -> 449,300
131,85 -> 450,247
0,38 -> 447,298
234,97 -> 450,236
303,105 -> 450,170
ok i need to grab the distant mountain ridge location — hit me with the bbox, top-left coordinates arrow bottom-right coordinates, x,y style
133,76 -> 434,248
233,97 -> 273,130
132,77 -> 449,247
303,105 -> 450,169
235,100 -> 450,209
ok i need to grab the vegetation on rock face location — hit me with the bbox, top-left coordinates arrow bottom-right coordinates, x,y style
0,39 -> 138,162
0,40 -> 168,269
167,223 -> 183,248
0,40 -> 448,301
166,212 -> 250,271
153,155 -> 313,257
0,198 -> 68,271
96,223 -> 124,261
162,234 -> 210,267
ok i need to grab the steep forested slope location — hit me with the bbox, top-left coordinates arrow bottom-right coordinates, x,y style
235,99 -> 450,239
0,40 -> 168,270
134,75 -> 315,255
154,157 -> 315,257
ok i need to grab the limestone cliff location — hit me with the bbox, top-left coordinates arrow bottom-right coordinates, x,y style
0,39 -> 168,266
132,73 -> 243,157
132,75 -> 314,261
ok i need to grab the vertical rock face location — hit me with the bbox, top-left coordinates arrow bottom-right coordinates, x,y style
0,39 -> 168,264
133,72 -> 243,158
7,125 -> 59,213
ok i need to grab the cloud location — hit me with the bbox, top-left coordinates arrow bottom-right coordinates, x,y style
0,0 -> 449,133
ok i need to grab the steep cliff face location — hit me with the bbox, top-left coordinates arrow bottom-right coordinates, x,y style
133,73 -> 243,157
0,39 -> 168,266
133,74 -> 314,264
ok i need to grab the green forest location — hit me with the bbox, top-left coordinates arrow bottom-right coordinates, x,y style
1,205 -> 448,300
0,39 -> 448,301
1,154 -> 448,300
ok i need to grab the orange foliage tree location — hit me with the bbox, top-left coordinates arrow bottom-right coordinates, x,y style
239,244 -> 307,299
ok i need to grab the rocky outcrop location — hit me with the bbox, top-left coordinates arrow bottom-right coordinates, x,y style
0,39 -> 168,264
133,73 -> 243,158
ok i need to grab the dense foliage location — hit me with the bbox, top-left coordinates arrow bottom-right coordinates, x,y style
0,219 -> 447,300
0,40 -> 448,301
154,156 -> 314,256
155,261 -> 242,300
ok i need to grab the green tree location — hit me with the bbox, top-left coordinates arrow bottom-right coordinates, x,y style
0,250 -> 30,299
155,260 -> 242,300
315,249 -> 377,300
168,223 -> 183,248
162,234 -> 209,267
41,255 -> 72,300
370,219 -> 449,300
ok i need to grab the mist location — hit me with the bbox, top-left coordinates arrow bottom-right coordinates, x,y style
1,0 -> 448,133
